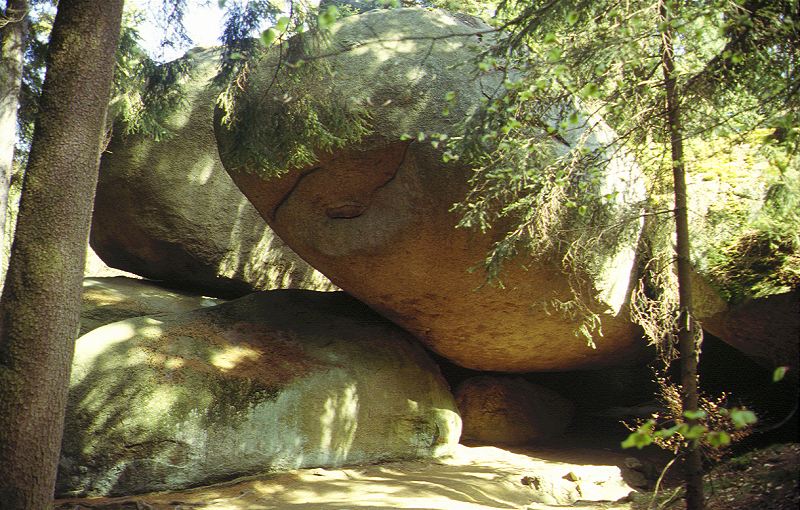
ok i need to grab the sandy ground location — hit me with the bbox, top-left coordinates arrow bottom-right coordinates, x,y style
56,444 -> 644,510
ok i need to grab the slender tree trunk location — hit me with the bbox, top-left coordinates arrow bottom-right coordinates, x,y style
0,1 -> 124,508
0,0 -> 28,285
659,2 -> 704,509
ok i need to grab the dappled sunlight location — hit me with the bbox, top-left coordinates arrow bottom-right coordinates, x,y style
58,443 -> 638,509
209,344 -> 262,371
216,198 -> 248,280
186,154 -> 216,184
350,36 -> 419,59
72,317 -> 164,379
318,383 -> 359,464
82,279 -> 128,305
215,195 -> 336,291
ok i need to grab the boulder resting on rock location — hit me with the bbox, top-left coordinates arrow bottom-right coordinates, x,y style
215,8 -> 648,371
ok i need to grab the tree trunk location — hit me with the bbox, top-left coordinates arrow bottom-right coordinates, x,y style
0,1 -> 124,508
659,2 -> 705,509
0,0 -> 28,284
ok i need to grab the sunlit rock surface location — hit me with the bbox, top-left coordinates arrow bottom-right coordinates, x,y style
80,277 -> 223,336
91,48 -> 333,297
57,290 -> 460,497
215,8 -> 648,371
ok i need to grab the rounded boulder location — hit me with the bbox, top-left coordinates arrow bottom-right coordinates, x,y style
58,290 -> 461,497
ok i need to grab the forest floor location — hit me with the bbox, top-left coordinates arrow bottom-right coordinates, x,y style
54,441 -> 798,510
630,442 -> 800,510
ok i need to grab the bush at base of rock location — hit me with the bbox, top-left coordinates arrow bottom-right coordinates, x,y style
456,376 -> 574,445
58,290 -> 461,497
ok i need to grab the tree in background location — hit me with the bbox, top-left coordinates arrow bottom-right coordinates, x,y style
0,0 -> 28,281
0,0 -> 124,507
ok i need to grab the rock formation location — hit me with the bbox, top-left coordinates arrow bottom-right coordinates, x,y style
456,376 -> 574,444
59,290 -> 460,497
91,48 -> 333,297
215,7 -> 648,371
701,290 -> 799,372
80,276 -> 223,335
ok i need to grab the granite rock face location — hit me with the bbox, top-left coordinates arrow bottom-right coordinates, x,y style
58,290 -> 460,497
92,48 -> 333,297
215,8 -> 648,371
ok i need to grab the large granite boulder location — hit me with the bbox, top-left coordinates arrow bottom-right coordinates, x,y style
91,47 -> 333,297
215,8 -> 647,371
57,290 -> 460,497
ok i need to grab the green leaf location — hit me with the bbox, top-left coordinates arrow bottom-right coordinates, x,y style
655,425 -> 680,439
580,82 -> 600,98
417,132 -> 426,142
260,28 -> 278,47
683,409 -> 707,421
567,11 -> 579,25
543,32 -> 557,44
319,5 -> 339,30
276,16 -> 290,32
568,112 -> 579,125
707,431 -> 731,448
682,424 -> 707,440
773,366 -> 789,382
400,133 -> 412,141
546,47 -> 562,63
444,91 -> 456,102
730,408 -> 758,429
621,431 -> 653,450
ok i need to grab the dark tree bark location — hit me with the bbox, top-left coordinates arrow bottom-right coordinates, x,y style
0,0 -> 28,284
0,1 -> 124,508
660,1 -> 704,509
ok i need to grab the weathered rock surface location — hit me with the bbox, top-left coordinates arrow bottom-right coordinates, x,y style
215,8 -> 647,371
57,290 -> 460,497
80,277 -> 223,336
456,376 -> 575,445
91,47 -> 333,297
701,290 -> 799,371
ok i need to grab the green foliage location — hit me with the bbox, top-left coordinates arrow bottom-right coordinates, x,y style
449,0 -> 799,291
14,2 -> 53,162
215,0 -> 282,87
773,366 -> 789,382
109,13 -> 194,140
622,375 -> 756,458
217,35 -> 372,178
